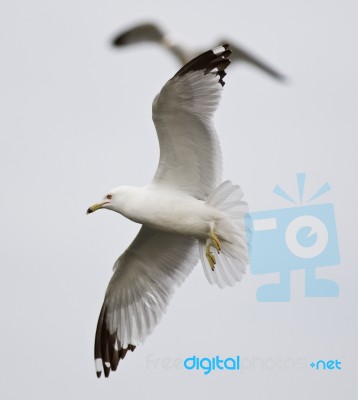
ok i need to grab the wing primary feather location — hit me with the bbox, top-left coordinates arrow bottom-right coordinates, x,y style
110,335 -> 120,371
94,303 -> 106,378
100,311 -> 111,377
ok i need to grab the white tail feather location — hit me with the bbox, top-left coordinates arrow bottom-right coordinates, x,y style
199,180 -> 250,288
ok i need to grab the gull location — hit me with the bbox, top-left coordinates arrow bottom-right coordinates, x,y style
87,45 -> 249,378
112,22 -> 286,81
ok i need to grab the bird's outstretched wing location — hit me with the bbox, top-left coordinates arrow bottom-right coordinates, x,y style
94,227 -> 198,378
112,22 -> 165,46
151,45 -> 231,200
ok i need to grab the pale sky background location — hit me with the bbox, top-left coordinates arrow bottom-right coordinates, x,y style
1,0 -> 357,399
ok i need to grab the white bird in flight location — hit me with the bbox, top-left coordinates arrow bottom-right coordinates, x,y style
112,22 -> 286,81
87,45 -> 249,378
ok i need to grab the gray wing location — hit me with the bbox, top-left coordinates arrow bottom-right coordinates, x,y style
94,227 -> 198,378
151,45 -> 231,199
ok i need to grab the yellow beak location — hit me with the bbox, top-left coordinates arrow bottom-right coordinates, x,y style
86,202 -> 107,214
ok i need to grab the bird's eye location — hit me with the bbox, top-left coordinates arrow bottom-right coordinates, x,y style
106,194 -> 112,200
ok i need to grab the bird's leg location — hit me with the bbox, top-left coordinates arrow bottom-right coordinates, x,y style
210,224 -> 221,254
205,239 -> 216,271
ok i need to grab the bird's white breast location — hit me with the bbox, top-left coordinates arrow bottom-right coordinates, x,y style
118,186 -> 219,239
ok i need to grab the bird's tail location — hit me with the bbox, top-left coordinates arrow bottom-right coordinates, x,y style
199,181 -> 250,288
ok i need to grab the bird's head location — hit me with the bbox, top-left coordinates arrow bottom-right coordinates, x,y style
87,188 -> 122,215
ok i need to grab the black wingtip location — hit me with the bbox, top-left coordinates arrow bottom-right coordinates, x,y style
103,364 -> 111,378
173,44 -> 232,87
94,302 -> 137,378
